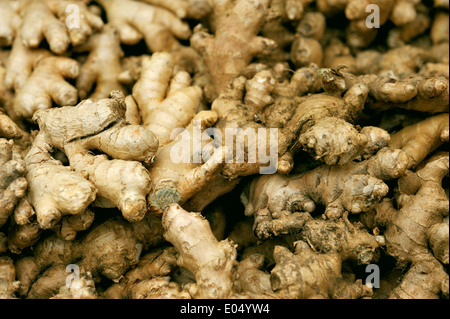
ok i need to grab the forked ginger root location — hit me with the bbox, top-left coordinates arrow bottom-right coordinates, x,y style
244,147 -> 409,238
13,55 -> 79,120
75,24 -> 126,100
147,111 -> 230,213
0,0 -> 20,47
15,214 -> 164,298
191,0 -> 277,100
0,112 -> 28,229
373,154 -> 449,298
18,0 -> 103,54
25,91 -> 158,228
132,52 -> 202,146
270,241 -> 373,299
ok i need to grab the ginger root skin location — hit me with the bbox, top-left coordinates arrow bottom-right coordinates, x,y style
162,204 -> 238,299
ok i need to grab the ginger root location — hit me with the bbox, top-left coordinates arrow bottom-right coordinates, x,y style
373,154 -> 449,298
18,0 -> 103,54
191,0 -> 277,100
0,112 -> 28,230
26,91 -> 158,227
75,24 -> 126,100
244,146 -> 409,238
270,241 -> 373,299
162,204 -> 237,299
15,214 -> 164,298
132,52 -> 202,146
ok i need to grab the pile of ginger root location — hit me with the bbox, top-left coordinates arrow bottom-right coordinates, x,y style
0,0 -> 448,300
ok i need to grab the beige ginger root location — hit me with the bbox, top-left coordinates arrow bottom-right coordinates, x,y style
290,11 -> 326,68
0,0 -> 20,47
147,110 -> 230,213
270,241 -> 373,299
75,24 -> 126,100
13,55 -> 79,120
279,67 -> 391,167
211,65 -> 320,179
29,91 -> 159,224
96,0 -> 201,72
102,247 -> 192,299
389,113 -> 449,169
15,214 -> 164,298
191,0 -> 277,100
373,154 -> 449,298
4,34 -> 52,92
51,271 -> 97,299
0,112 -> 28,230
132,52 -> 202,146
162,204 -> 238,299
244,147 -> 409,238
18,0 -> 103,54
140,0 -> 211,19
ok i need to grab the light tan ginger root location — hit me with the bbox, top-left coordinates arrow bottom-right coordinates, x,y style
18,0 -> 103,54
279,67 -> 391,167
345,0 -> 395,48
4,34 -> 52,92
316,0 -> 395,48
132,52 -> 202,146
390,0 -> 421,27
0,116 -> 28,230
147,110 -> 230,213
387,3 -> 431,48
299,214 -> 382,264
110,276 -> 191,299
270,241 -> 373,299
269,0 -> 314,21
13,55 -> 80,120
389,113 -> 449,169
430,11 -> 449,45
372,155 -> 449,298
210,65 -> 321,179
233,253 -> 274,297
329,66 -> 450,114
140,0 -> 211,19
290,11 -> 326,68
191,0 -> 277,100
354,44 -> 448,78
0,0 -> 20,47
23,132 -> 97,230
96,0 -> 190,48
102,247 -> 192,299
258,0 -> 315,65
75,24 -> 126,100
323,39 -> 358,73
244,147 -> 409,238
51,209 -> 95,241
51,271 -> 97,299
389,257 -> 449,299
0,256 -> 20,299
183,64 -> 312,201
259,23 -> 294,66
15,214 -> 165,299
96,0 -> 200,72
31,91 -> 159,224
5,35 -> 52,91
162,204 -> 238,299
434,0 -> 449,8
